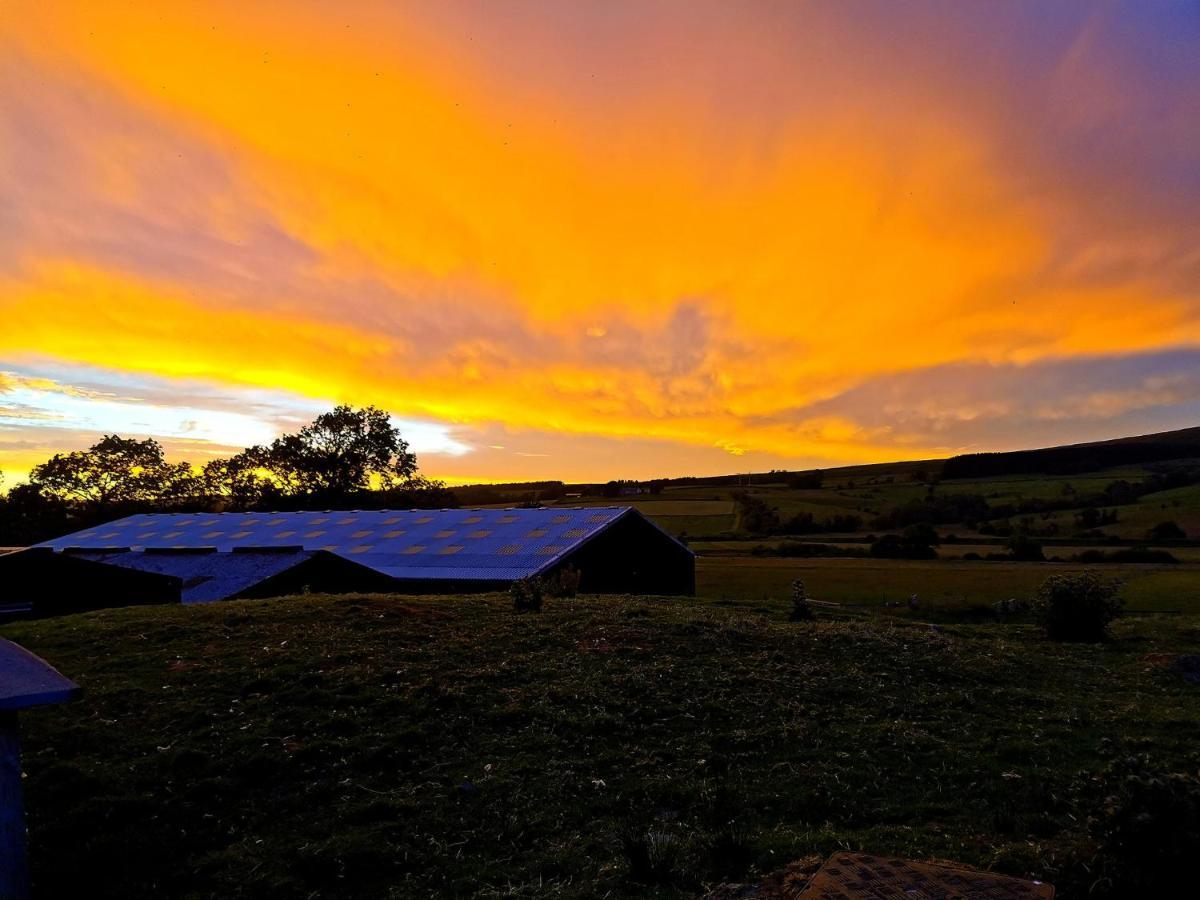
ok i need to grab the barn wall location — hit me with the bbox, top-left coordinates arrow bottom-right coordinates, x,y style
360,577 -> 510,595
0,549 -> 181,618
238,552 -> 402,599
551,514 -> 694,595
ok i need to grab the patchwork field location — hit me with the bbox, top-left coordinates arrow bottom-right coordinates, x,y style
696,556 -> 1200,616
5,593 -> 1200,898
552,459 -> 1200,549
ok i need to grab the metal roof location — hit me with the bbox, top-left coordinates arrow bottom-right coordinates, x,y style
39,507 -> 644,583
0,638 -> 81,710
68,549 -> 321,604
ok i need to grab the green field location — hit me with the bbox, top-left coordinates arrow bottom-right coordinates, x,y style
1093,483 -> 1200,538
561,465 -> 1200,564
5,592 -> 1200,898
695,556 -> 1200,616
554,460 -> 1200,550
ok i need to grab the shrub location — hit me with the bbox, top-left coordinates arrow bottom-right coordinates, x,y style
510,567 -> 580,610
789,579 -> 814,622
1148,520 -> 1187,542
510,578 -> 544,613
869,531 -> 937,559
732,491 -> 779,534
1032,570 -> 1122,641
750,541 -> 866,558
1005,534 -> 1045,561
1073,548 -> 1178,564
544,565 -> 581,598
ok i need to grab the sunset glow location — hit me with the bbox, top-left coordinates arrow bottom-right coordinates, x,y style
3,1 -> 1198,481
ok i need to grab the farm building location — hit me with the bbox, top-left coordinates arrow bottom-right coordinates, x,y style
1,507 -> 693,613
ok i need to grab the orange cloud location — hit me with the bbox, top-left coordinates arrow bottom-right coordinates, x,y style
1,2 -> 1198,478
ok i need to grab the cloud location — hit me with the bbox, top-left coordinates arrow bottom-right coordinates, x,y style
777,350 -> 1200,454
0,2 -> 1198,478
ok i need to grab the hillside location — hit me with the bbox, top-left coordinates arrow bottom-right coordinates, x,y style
941,426 -> 1200,479
5,593 -> 1200,898
449,425 -> 1200,500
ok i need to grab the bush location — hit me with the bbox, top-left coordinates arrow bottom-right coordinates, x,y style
1148,520 -> 1187,542
750,541 -> 866,558
732,491 -> 779,534
869,530 -> 937,559
543,565 -> 581,598
1090,756 -> 1200,896
1004,534 -> 1045,561
510,578 -> 543,613
789,579 -> 814,622
510,567 -> 580,611
1075,547 -> 1178,564
1033,571 -> 1122,641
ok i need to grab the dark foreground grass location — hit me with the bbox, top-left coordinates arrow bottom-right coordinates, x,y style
4,595 -> 1200,898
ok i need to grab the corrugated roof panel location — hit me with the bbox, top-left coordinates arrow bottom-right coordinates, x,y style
69,550 -> 318,604
40,507 -> 637,582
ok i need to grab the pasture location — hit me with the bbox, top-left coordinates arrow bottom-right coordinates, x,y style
553,457 -> 1200,552
696,556 -> 1200,617
5,592 -> 1200,898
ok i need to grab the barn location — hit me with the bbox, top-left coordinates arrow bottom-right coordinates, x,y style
2,507 -> 693,613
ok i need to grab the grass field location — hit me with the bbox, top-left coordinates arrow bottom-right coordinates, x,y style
554,460 -> 1200,549
5,592 -> 1200,898
1095,483 -> 1200,539
696,556 -> 1200,617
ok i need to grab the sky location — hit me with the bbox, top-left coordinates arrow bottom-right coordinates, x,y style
1,1 -> 1199,484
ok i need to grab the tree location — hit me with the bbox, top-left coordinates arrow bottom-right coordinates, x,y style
902,522 -> 940,548
30,435 -> 196,509
1005,534 -> 1045,561
1148,521 -> 1187,542
870,523 -> 939,559
0,481 -> 71,544
789,579 -> 815,621
212,405 -> 428,504
786,471 -> 823,489
733,491 -> 780,534
202,449 -> 284,510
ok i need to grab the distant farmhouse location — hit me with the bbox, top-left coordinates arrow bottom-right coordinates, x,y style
0,507 -> 694,617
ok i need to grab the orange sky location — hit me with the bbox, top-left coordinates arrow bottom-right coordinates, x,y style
2,1 -> 1199,483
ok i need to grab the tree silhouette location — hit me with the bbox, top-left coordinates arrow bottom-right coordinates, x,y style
0,481 -> 69,545
1,405 -> 446,540
30,435 -> 196,509
208,405 -> 427,506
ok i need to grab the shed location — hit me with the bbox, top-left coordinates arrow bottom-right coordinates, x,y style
28,506 -> 693,605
